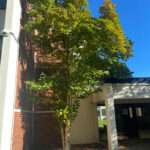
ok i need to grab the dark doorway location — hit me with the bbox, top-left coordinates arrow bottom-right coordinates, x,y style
115,103 -> 150,139
97,104 -> 107,147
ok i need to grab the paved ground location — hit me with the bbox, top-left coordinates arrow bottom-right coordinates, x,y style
71,139 -> 150,150
119,139 -> 150,150
71,143 -> 106,150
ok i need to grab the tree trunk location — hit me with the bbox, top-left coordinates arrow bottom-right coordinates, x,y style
61,125 -> 71,150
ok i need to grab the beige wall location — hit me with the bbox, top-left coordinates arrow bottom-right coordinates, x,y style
71,96 -> 99,144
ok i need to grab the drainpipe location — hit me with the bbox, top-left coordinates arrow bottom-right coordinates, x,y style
0,0 -> 21,149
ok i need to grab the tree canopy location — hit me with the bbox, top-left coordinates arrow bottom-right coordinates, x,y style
25,0 -> 132,149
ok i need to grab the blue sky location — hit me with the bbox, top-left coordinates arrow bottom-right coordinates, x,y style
88,0 -> 150,77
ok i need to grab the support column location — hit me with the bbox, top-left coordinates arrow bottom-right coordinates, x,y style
105,85 -> 118,150
0,0 -> 21,149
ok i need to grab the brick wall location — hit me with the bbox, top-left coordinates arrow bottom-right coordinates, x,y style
33,113 -> 61,150
12,18 -> 62,150
12,113 -> 32,150
12,112 -> 61,150
12,56 -> 62,149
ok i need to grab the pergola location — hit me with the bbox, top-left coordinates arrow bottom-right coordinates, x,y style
95,78 -> 150,150
71,78 -> 150,150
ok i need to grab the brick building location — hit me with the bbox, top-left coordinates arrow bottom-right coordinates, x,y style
2,1 -> 150,150
0,0 -> 61,149
0,1 -> 98,149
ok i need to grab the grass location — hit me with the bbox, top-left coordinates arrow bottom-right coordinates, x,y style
98,118 -> 107,128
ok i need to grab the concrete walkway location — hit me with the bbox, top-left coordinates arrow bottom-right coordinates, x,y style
119,139 -> 150,150
71,139 -> 150,150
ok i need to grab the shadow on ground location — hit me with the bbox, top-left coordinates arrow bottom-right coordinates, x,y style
71,139 -> 150,150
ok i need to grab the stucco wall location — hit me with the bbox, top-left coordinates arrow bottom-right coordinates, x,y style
71,96 -> 99,144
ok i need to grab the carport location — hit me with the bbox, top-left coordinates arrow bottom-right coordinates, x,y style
71,78 -> 150,150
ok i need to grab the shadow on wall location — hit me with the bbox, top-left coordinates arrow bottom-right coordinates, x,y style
12,1 -> 61,150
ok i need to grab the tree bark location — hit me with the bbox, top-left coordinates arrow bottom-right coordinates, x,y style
61,125 -> 71,150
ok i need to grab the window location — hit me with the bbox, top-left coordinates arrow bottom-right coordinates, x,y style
0,0 -> 6,9
100,106 -> 106,119
0,36 -> 2,61
129,107 -> 133,118
101,108 -> 106,118
136,107 -> 142,117
97,106 -> 107,128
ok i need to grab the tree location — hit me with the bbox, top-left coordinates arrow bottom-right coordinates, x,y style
108,62 -> 133,79
25,0 -> 132,149
98,0 -> 133,79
